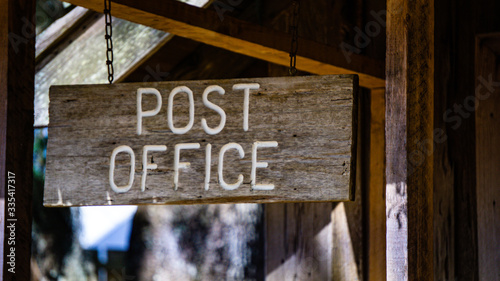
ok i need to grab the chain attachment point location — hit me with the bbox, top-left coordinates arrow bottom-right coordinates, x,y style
104,0 -> 114,84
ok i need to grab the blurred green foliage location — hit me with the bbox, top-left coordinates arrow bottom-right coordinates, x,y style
33,128 -> 47,180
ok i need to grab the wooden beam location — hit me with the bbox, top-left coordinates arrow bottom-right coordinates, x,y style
386,0 -> 433,280
367,88 -> 386,281
1,0 -> 35,279
62,0 -> 385,89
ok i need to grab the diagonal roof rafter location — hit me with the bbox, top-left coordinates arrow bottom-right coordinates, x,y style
63,0 -> 385,89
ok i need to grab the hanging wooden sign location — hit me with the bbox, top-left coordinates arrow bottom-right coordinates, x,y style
43,75 -> 358,206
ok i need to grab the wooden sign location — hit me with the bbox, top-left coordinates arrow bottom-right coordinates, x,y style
43,75 -> 358,206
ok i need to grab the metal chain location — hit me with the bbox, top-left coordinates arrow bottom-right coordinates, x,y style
104,0 -> 114,84
289,0 -> 300,76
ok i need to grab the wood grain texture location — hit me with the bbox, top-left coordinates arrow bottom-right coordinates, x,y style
44,75 -> 358,206
265,94 -> 363,280
475,34 -> 500,281
62,0 -> 385,89
386,0 -> 434,280
385,2 -> 408,279
1,0 -> 36,279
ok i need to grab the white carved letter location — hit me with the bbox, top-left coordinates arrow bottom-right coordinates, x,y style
168,86 -> 195,134
201,85 -> 226,135
251,141 -> 278,190
141,145 -> 167,192
205,143 -> 212,190
233,83 -> 260,131
174,143 -> 200,190
109,145 -> 135,193
218,142 -> 245,190
137,88 -> 162,135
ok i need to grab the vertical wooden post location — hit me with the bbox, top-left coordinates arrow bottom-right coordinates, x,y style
0,0 -> 35,279
367,88 -> 386,281
386,0 -> 434,280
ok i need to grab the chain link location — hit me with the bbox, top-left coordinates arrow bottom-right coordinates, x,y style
289,0 -> 300,76
104,0 -> 114,84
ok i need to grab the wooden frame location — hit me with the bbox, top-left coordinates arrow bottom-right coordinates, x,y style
8,0 -> 387,279
10,0 -> 486,279
367,88 -> 386,280
386,0 -> 434,280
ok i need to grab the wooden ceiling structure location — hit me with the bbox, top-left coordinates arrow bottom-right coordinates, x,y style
2,0 -> 500,280
6,0 -> 388,279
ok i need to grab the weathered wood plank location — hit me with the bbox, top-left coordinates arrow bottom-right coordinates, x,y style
62,0 -> 385,89
44,75 -> 358,206
1,0 -> 36,279
386,0 -> 434,280
475,34 -> 500,281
